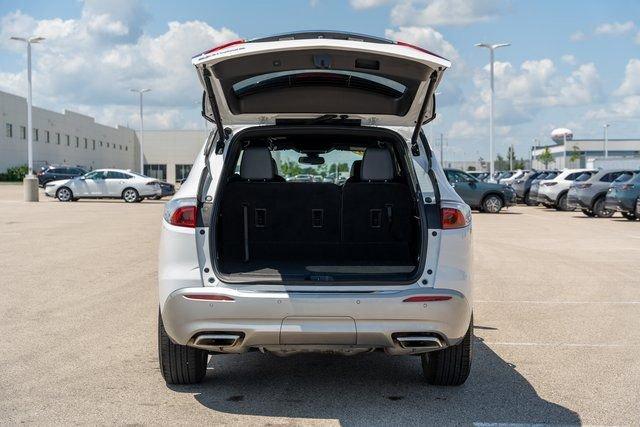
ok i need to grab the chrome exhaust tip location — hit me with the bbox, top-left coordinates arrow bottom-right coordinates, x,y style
192,333 -> 241,350
396,335 -> 444,349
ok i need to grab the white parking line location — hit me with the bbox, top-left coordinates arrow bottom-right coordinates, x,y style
476,300 -> 640,305
483,341 -> 638,348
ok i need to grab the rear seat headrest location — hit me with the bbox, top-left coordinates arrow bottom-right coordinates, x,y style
240,147 -> 274,180
361,148 -> 394,181
350,160 -> 362,179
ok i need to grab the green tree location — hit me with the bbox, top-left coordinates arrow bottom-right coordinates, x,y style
537,147 -> 554,168
569,145 -> 581,164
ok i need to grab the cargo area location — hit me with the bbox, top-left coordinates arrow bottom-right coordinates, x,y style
212,127 -> 426,283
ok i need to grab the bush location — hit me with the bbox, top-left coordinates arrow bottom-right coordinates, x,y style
0,165 -> 29,181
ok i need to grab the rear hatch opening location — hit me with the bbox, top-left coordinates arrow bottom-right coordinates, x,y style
210,125 -> 429,285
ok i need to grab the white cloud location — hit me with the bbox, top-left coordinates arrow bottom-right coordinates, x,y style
594,21 -> 635,36
561,54 -> 576,65
614,58 -> 640,96
0,2 -> 238,129
390,0 -> 504,27
570,31 -> 586,42
349,0 -> 391,9
384,26 -> 460,63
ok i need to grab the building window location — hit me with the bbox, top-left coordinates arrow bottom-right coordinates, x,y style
84,138 -> 88,149
125,146 -> 128,151
66,134 -> 70,146
92,140 -> 95,150
144,164 -> 167,181
56,132 -> 60,145
106,142 -> 110,148
75,136 -> 79,148
119,144 -> 122,150
5,123 -> 12,138
45,130 -> 50,143
175,164 -> 192,181
20,126 -> 26,139
99,140 -> 103,147
113,144 -> 115,149
33,128 -> 38,141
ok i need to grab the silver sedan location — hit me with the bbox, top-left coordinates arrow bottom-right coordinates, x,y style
44,169 -> 161,203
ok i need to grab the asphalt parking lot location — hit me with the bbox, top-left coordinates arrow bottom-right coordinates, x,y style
1,183 -> 639,425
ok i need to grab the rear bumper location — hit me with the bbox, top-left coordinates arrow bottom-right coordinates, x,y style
605,194 -> 635,213
160,286 -> 472,354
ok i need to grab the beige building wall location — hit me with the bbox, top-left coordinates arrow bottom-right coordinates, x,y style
0,90 -> 138,173
141,130 -> 207,183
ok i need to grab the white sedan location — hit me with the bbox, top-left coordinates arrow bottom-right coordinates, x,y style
44,169 -> 162,203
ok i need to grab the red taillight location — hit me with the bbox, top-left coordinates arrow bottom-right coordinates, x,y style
543,182 -> 558,186
403,295 -> 452,302
183,294 -> 234,301
396,40 -> 447,60
198,39 -> 245,56
169,205 -> 197,228
441,207 -> 468,229
578,183 -> 592,189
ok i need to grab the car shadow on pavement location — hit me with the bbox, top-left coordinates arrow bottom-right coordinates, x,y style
168,338 -> 580,425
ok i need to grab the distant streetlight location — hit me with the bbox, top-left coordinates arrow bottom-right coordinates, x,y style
603,124 -> 610,159
11,35 -> 45,202
131,88 -> 151,174
475,42 -> 510,177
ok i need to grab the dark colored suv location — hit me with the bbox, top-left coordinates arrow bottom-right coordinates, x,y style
444,168 -> 517,213
37,166 -> 87,187
605,171 -> 640,220
511,170 -> 545,204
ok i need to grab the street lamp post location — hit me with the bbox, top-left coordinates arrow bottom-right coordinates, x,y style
11,35 -> 45,202
131,89 -> 151,174
603,124 -> 610,159
475,42 -> 510,178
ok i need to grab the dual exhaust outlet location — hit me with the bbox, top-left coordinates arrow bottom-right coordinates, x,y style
395,335 -> 445,350
193,333 -> 242,350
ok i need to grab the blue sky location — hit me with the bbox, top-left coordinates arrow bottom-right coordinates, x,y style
1,0 -> 639,160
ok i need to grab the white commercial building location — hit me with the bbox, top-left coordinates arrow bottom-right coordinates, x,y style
1,90 -> 209,183
531,138 -> 640,170
1,90 -> 139,173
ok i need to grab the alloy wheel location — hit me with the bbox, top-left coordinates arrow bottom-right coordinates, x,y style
57,187 -> 71,202
123,189 -> 139,203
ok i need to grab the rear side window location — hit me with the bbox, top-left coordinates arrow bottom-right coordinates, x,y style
574,173 -> 591,182
613,172 -> 634,183
565,172 -> 587,180
600,172 -> 625,183
545,172 -> 558,179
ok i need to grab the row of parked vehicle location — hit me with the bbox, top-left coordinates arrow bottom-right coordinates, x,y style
485,168 -> 639,219
37,165 -> 176,202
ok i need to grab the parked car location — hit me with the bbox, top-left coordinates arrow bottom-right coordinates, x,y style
158,32 -> 473,386
499,170 -> 528,186
567,169 -> 636,218
605,171 -> 640,220
468,171 -> 489,181
153,181 -> 176,200
37,165 -> 86,187
527,170 -> 559,206
44,169 -> 161,202
444,168 -> 516,213
511,170 -> 544,204
536,169 -> 595,210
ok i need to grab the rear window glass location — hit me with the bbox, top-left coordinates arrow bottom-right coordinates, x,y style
574,173 -> 591,182
613,172 -> 634,183
232,70 -> 407,98
545,172 -> 558,179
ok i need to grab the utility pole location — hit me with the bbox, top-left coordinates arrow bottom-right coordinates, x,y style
439,133 -> 444,165
131,88 -> 151,174
603,124 -> 610,159
11,35 -> 45,202
509,143 -> 514,170
476,42 -> 510,178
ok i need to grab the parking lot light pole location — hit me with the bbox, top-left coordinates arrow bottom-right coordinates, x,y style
131,88 -> 151,174
475,42 -> 510,177
11,36 -> 45,202
603,124 -> 610,159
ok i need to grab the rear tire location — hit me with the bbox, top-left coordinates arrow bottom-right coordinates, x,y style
582,209 -> 596,217
122,187 -> 139,203
482,195 -> 503,213
556,193 -> 572,211
524,192 -> 537,206
421,316 -> 473,386
158,312 -> 208,385
593,197 -> 614,218
621,212 -> 637,221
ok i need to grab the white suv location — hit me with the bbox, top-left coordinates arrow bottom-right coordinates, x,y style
158,32 -> 473,386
